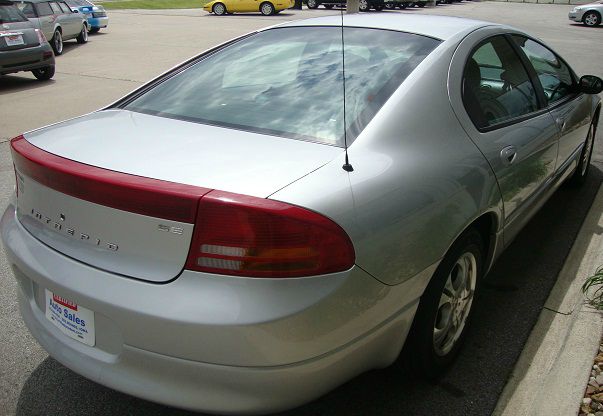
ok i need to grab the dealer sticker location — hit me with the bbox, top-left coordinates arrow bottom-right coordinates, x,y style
45,289 -> 95,347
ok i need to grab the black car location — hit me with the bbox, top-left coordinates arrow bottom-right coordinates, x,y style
305,0 -> 388,12
0,0 -> 55,80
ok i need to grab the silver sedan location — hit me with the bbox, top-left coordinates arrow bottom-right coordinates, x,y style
569,0 -> 603,26
1,14 -> 602,415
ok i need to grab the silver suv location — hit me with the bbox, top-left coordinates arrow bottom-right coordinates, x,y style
14,0 -> 88,55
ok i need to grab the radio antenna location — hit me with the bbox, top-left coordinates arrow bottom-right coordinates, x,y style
340,8 -> 353,172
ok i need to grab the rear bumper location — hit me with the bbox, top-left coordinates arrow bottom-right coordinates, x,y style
88,16 -> 108,28
0,43 -> 54,75
1,203 -> 425,413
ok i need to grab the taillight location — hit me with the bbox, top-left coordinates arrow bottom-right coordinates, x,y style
185,191 -> 355,278
35,29 -> 46,44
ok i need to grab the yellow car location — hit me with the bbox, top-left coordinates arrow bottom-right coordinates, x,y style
203,0 -> 293,15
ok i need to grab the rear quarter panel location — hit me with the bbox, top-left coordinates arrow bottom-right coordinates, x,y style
271,37 -> 503,287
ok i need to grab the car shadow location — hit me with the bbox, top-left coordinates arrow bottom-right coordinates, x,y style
0,75 -> 55,92
15,166 -> 603,416
569,23 -> 603,29
60,41 -> 87,56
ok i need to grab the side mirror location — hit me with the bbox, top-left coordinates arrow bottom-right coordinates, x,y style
579,75 -> 603,94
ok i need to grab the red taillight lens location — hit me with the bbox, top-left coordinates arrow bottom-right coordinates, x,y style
185,191 -> 355,278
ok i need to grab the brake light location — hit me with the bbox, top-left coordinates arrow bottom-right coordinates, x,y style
35,29 -> 46,44
185,191 -> 355,278
10,135 -> 211,223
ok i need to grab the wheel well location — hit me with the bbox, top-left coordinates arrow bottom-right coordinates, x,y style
468,212 -> 498,271
584,9 -> 601,19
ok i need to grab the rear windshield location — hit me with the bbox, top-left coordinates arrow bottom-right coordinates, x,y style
124,27 -> 440,147
0,4 -> 28,23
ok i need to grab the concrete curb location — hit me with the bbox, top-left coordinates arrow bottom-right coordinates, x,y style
493,183 -> 603,416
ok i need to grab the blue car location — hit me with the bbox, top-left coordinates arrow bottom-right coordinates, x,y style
65,0 -> 107,33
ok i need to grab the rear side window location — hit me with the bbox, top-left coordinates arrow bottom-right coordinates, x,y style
511,36 -> 575,105
59,2 -> 72,13
0,4 -> 28,22
16,2 -> 36,18
35,2 -> 54,16
49,2 -> 63,13
462,35 -> 539,130
124,27 -> 440,147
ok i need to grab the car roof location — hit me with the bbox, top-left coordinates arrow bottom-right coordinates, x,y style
13,0 -> 60,3
273,14 -> 496,41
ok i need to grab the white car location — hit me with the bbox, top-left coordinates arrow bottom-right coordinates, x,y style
568,0 -> 602,26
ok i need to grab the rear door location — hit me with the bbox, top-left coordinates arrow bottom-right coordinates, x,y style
33,1 -> 55,40
449,29 -> 559,245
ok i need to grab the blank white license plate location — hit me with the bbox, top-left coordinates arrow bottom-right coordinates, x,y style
45,289 -> 95,346
5,35 -> 24,46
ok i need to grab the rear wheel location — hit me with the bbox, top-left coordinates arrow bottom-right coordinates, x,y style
399,3 -> 407,8
404,228 -> 483,378
568,121 -> 596,187
306,0 -> 319,8
212,2 -> 226,15
76,25 -> 88,44
583,11 -> 601,26
358,0 -> 370,11
51,29 -> 63,55
260,1 -> 275,14
385,2 -> 395,8
31,65 -> 55,81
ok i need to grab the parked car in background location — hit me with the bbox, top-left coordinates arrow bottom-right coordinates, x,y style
568,0 -> 602,26
14,0 -> 88,55
203,0 -> 293,15
2,13 -> 602,415
0,0 -> 55,80
65,0 -> 107,33
305,0 -> 390,11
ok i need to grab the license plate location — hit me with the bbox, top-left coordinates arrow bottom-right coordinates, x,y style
5,35 -> 24,47
45,289 -> 95,346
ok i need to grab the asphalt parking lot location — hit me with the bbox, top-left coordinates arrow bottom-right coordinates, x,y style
1,2 -> 603,415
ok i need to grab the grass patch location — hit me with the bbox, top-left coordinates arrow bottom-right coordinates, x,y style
102,0 -> 207,10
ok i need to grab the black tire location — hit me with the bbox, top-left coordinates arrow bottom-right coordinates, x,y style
324,3 -> 334,7
583,11 -> 601,27
89,27 -> 100,34
212,2 -> 227,15
260,1 -> 275,14
399,3 -> 407,8
50,29 -> 63,55
306,0 -> 319,8
403,228 -> 484,378
358,0 -> 370,11
31,65 -> 55,81
76,25 -> 88,44
384,2 -> 395,8
568,120 -> 597,187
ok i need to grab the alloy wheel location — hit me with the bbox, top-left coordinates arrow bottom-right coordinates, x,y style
433,251 -> 477,356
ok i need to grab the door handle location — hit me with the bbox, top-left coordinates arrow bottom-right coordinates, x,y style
500,146 -> 517,166
556,117 -> 566,130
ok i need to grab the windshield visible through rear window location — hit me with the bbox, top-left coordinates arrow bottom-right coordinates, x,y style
0,4 -> 28,23
124,27 -> 440,147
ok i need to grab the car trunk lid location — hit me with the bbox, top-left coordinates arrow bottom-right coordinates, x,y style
13,110 -> 342,282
